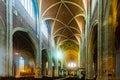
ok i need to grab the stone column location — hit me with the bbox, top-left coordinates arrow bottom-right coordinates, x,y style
54,66 -> 58,77
97,0 -> 103,79
48,35 -> 53,77
48,53 -> 52,77
35,0 -> 42,78
80,35 -> 85,68
79,35 -> 86,78
34,66 -> 41,78
61,70 -> 64,76
6,0 -> 13,76
54,58 -> 58,77
87,44 -> 94,79
102,0 -> 115,79
66,70 -> 68,76
35,16 -> 42,78
85,0 -> 92,79
53,47 -> 58,77
42,61 -> 46,76
35,21 -> 41,78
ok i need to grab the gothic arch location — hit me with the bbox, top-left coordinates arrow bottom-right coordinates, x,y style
12,27 -> 39,57
12,27 -> 39,77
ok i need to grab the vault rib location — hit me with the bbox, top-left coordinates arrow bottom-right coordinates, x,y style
43,18 -> 80,34
68,14 -> 85,25
69,33 -> 81,39
54,34 -> 68,38
42,2 -> 61,17
59,0 -> 84,42
60,0 -> 77,35
57,28 -> 66,45
51,3 -> 63,34
63,1 -> 85,12
57,39 -> 79,46
53,26 -> 80,36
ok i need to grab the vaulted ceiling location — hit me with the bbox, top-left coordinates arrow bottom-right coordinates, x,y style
40,0 -> 87,69
41,0 -> 86,44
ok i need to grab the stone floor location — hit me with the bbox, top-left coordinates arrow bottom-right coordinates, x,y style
0,76 -> 87,80
0,77 -> 96,80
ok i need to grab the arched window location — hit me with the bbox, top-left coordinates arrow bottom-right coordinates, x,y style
19,0 -> 34,19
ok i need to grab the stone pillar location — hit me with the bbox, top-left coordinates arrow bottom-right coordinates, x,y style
54,58 -> 58,77
36,0 -> 42,78
35,0 -> 42,78
34,66 -> 41,78
35,25 -> 41,78
87,45 -> 94,79
61,70 -> 64,77
54,66 -> 58,77
102,0 -> 115,79
66,70 -> 68,76
78,69 -> 82,78
97,0 -> 103,80
6,0 -> 13,76
48,54 -> 52,77
85,0 -> 92,79
35,5 -> 41,78
76,70 -> 79,77
35,19 -> 42,78
79,35 -> 86,78
41,61 -> 46,76
48,35 -> 53,77
53,47 -> 58,77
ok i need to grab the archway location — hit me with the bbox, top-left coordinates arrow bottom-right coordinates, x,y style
13,31 -> 36,78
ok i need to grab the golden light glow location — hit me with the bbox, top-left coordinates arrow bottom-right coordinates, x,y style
64,50 -> 79,69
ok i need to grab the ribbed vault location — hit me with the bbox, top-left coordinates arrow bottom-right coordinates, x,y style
41,0 -> 87,69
